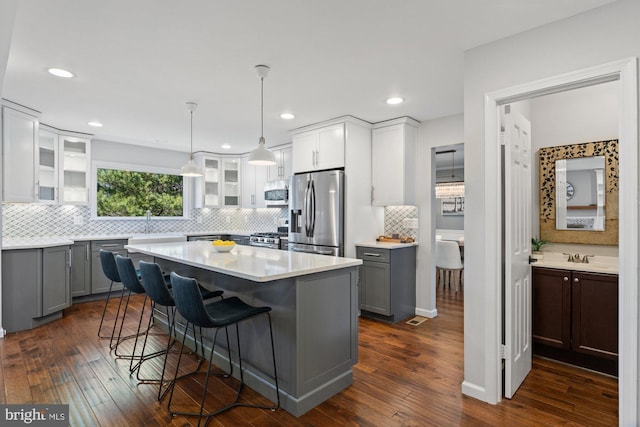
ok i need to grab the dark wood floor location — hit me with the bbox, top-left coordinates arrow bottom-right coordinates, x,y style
0,289 -> 618,426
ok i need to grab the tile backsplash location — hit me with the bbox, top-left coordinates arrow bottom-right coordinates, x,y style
2,203 -> 287,237
4,203 -> 418,240
384,206 -> 419,239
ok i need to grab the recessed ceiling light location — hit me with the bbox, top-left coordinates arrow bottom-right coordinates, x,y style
386,97 -> 404,105
87,121 -> 103,127
280,113 -> 295,120
48,68 -> 74,78
221,144 -> 231,150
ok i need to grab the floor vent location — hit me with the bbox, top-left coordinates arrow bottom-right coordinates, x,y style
406,316 -> 427,326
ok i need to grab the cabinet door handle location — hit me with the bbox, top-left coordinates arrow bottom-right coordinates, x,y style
68,249 -> 72,268
86,245 -> 90,260
363,252 -> 381,257
563,277 -> 569,282
574,277 -> 580,283
315,149 -> 319,166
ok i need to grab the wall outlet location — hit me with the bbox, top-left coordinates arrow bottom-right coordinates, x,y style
226,215 -> 231,224
196,216 -> 203,224
403,218 -> 419,229
73,215 -> 84,225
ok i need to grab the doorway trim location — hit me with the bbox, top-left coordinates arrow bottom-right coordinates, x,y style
482,57 -> 637,424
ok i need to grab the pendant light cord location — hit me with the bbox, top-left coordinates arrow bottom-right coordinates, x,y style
190,109 -> 194,160
260,76 -> 264,140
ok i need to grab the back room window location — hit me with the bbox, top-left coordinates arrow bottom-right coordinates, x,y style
96,168 -> 184,217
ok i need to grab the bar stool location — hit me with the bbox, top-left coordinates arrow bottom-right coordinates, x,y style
97,250 -> 127,344
113,254 -> 165,363
168,272 -> 279,425
136,260 -> 225,400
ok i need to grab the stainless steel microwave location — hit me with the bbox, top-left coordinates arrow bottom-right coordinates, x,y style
264,180 -> 288,207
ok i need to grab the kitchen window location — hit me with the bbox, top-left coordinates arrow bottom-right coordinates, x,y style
92,162 -> 189,219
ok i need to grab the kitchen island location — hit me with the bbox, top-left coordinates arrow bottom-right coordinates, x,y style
125,240 -> 362,417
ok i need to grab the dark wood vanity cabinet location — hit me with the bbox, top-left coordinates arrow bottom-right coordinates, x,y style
532,267 -> 618,374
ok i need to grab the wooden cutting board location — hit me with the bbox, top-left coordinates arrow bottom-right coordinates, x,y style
376,235 -> 415,243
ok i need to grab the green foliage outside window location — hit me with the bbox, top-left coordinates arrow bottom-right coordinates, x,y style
97,168 -> 184,217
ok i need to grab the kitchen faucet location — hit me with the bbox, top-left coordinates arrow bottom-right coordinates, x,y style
145,209 -> 151,233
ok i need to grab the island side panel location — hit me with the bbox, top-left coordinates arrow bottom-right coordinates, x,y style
295,266 -> 359,416
154,259 -> 358,417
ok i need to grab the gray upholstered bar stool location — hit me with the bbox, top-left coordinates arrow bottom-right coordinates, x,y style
97,249 -> 129,346
113,254 -> 165,363
136,260 -> 224,400
168,271 -> 279,426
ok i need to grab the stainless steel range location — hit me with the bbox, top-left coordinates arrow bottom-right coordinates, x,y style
249,232 -> 287,249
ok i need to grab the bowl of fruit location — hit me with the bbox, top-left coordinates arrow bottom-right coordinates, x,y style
211,239 -> 236,252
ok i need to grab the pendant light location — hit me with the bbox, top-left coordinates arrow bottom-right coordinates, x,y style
180,101 -> 203,177
247,65 -> 276,166
435,149 -> 465,198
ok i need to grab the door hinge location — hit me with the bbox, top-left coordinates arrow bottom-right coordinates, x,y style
500,344 -> 510,360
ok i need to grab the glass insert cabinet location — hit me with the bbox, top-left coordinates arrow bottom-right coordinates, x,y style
194,154 -> 241,208
38,129 -> 90,205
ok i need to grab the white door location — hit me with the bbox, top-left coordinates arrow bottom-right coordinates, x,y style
503,108 -> 532,398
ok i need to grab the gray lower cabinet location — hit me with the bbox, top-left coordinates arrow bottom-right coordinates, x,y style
42,245 -> 71,315
2,245 -> 71,333
71,241 -> 91,297
357,245 -> 416,323
91,240 -> 127,294
89,239 -> 153,294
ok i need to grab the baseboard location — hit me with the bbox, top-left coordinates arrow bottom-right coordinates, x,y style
415,307 -> 437,318
461,380 -> 492,403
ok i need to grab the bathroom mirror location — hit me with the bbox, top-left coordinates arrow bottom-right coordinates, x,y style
538,140 -> 618,245
555,156 -> 605,231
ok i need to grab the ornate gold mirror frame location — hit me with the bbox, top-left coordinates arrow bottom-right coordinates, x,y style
539,140 -> 619,245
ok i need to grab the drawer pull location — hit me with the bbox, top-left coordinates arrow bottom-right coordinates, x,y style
99,244 -> 121,248
363,252 -> 381,257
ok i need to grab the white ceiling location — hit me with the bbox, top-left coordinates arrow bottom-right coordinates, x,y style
3,0 -> 615,155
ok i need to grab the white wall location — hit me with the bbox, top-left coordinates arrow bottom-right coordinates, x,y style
0,0 -> 20,339
530,80 -> 618,149
416,113 -> 463,318
463,0 -> 639,415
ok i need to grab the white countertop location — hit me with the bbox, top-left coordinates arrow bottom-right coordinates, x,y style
1,230 -> 254,249
125,240 -> 362,282
356,241 -> 418,249
532,252 -> 618,274
2,237 -> 75,250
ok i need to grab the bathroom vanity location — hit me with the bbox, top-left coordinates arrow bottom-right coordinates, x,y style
532,256 -> 618,375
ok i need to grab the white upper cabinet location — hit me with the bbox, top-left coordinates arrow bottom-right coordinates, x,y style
59,134 -> 90,205
241,156 -> 268,208
292,123 -> 345,173
2,106 -> 39,202
38,129 -> 58,204
197,155 -> 221,208
371,117 -> 419,206
222,158 -> 240,207
267,145 -> 292,181
194,155 -> 241,208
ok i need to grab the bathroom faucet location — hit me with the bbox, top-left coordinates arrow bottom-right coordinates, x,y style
562,253 -> 594,263
145,210 -> 151,233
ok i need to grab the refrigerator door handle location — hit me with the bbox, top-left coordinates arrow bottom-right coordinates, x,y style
310,179 -> 316,237
304,179 -> 311,237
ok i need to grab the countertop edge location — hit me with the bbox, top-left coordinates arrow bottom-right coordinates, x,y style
356,241 -> 418,249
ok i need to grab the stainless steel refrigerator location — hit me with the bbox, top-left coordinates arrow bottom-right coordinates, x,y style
288,169 -> 344,256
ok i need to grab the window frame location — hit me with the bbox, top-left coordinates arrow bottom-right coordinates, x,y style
91,160 -> 192,220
